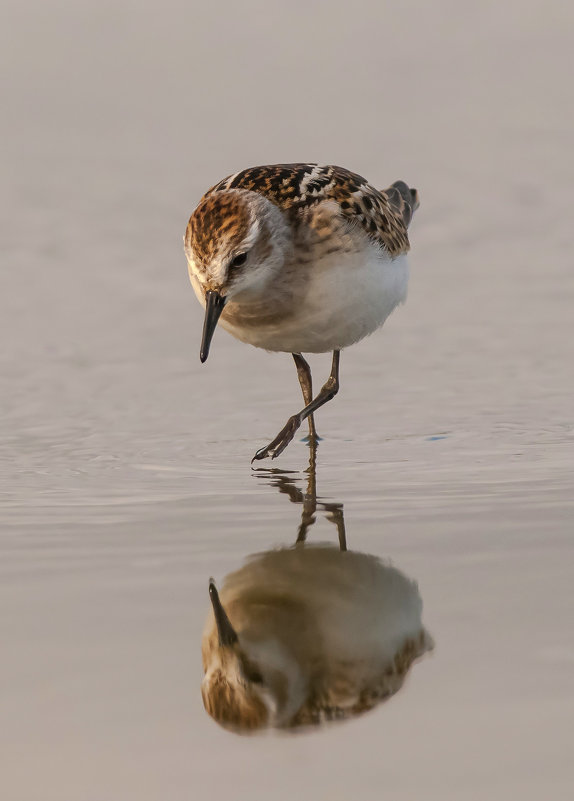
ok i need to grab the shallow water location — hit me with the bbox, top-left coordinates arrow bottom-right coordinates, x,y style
2,1 -> 573,799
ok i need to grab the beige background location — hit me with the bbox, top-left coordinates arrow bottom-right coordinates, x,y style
1,2 -> 573,800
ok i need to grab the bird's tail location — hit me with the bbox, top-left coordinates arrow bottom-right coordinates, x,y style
386,180 -> 420,227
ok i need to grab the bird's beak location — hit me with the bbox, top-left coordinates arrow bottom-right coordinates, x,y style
200,291 -> 226,363
209,579 -> 238,647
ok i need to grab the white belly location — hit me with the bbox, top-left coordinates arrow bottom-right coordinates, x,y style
221,247 -> 409,354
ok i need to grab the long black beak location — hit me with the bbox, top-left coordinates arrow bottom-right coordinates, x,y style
209,579 -> 238,647
200,291 -> 226,363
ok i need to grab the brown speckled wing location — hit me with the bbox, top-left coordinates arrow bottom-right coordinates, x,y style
204,164 -> 419,257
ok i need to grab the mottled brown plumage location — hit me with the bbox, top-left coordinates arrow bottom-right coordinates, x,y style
185,191 -> 252,269
201,666 -> 268,731
199,163 -> 418,257
290,630 -> 430,726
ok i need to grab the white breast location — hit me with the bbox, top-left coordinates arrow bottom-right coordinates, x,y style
222,245 -> 409,354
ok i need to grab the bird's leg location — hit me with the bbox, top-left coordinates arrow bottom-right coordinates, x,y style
253,351 -> 340,461
292,353 -> 318,442
295,437 -> 318,544
297,442 -> 346,549
325,502 -> 347,552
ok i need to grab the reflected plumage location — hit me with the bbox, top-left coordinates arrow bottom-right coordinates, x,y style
201,544 -> 433,732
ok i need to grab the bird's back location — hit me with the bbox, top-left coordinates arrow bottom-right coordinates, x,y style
204,163 -> 419,257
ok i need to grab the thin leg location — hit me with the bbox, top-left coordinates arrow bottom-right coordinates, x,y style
325,504 -> 347,551
254,438 -> 347,549
253,351 -> 340,461
295,437 -> 318,543
292,353 -> 318,441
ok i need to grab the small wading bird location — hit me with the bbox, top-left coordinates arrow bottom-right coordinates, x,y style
202,545 -> 433,732
184,164 -> 419,460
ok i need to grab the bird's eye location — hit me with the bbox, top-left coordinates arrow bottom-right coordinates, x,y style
242,661 -> 264,684
247,669 -> 264,685
230,252 -> 247,269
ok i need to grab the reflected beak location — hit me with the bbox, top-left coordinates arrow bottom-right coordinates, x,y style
200,291 -> 226,363
209,579 -> 238,647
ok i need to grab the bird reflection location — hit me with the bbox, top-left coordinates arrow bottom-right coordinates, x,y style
201,445 -> 433,733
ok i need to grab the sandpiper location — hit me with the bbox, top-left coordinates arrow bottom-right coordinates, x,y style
201,544 -> 433,732
184,164 -> 419,460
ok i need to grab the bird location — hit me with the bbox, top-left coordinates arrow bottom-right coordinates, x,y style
201,544 -> 433,732
183,163 -> 419,461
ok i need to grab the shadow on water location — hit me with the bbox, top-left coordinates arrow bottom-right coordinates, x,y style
200,443 -> 434,734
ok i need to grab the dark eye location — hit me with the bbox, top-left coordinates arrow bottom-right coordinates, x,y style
230,252 -> 247,269
247,669 -> 264,685
242,661 -> 264,684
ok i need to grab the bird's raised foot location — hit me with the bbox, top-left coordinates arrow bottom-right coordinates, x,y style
252,415 -> 301,462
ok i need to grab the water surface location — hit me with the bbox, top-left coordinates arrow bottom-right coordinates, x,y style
1,2 -> 573,799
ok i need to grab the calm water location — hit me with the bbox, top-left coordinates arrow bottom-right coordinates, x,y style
1,2 -> 573,799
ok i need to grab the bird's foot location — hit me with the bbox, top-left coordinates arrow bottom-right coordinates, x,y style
252,415 -> 301,462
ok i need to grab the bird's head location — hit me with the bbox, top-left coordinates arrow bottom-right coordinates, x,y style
184,189 -> 290,362
201,580 -> 304,733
